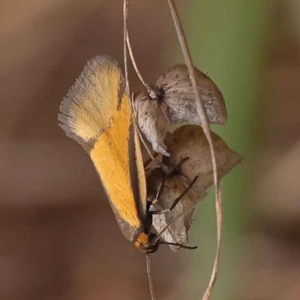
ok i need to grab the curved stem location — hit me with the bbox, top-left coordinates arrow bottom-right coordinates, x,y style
166,1 -> 222,300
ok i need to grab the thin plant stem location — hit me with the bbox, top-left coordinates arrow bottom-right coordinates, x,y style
126,33 -> 158,99
123,4 -> 157,300
166,1 -> 222,300
146,255 -> 156,300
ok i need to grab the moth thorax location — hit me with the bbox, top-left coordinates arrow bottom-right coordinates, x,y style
134,232 -> 159,254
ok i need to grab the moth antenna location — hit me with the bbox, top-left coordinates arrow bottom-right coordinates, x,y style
160,242 -> 197,250
146,254 -> 156,300
166,1 -> 222,300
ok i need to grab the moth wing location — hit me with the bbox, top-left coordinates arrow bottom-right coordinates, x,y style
58,56 -> 147,242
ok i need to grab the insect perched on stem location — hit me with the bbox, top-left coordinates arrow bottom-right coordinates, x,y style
58,2 -> 242,299
58,56 -> 197,254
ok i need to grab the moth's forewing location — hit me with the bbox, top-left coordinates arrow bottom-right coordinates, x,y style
59,56 -> 147,242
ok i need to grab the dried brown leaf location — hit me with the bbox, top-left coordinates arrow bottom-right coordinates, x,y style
134,65 -> 227,156
147,168 -> 206,251
156,64 -> 227,125
164,125 -> 243,196
135,92 -> 170,156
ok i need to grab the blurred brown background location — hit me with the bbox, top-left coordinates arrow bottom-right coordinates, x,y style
1,0 -> 300,299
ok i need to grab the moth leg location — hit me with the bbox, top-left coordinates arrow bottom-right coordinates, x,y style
168,157 -> 189,177
146,156 -> 192,224
155,157 -> 190,201
151,175 -> 198,215
148,157 -> 192,218
159,241 -> 198,250
169,175 -> 198,211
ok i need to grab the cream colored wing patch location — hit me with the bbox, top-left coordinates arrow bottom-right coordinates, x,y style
59,56 -> 123,143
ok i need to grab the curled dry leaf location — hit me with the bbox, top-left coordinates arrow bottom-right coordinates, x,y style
134,64 -> 227,155
156,64 -> 227,125
147,168 -> 207,251
164,125 -> 243,196
135,92 -> 170,156
144,125 -> 242,251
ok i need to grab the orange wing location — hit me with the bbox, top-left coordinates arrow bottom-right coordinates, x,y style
58,56 -> 147,242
